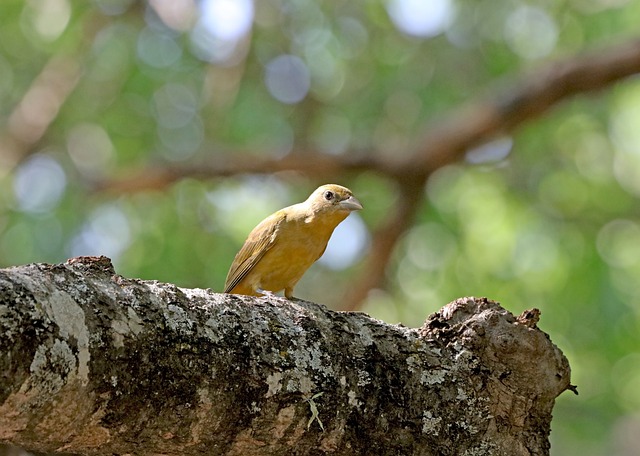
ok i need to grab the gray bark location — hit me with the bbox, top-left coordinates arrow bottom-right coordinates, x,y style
0,256 -> 572,455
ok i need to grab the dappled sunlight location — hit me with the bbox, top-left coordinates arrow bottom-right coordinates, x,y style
23,0 -> 71,42
69,203 -> 132,262
421,166 -> 572,300
149,0 -> 196,32
152,83 -> 200,129
200,0 -> 253,42
319,212 -> 370,270
309,110 -> 351,155
404,223 -> 457,272
597,219 -> 640,268
67,123 -> 115,177
264,54 -> 311,104
611,353 -> 640,412
504,5 -> 558,60
387,0 -> 455,38
538,170 -> 590,217
610,81 -> 640,197
190,0 -> 253,64
205,177 -> 292,243
136,26 -> 182,68
13,154 -> 66,214
465,136 -> 513,164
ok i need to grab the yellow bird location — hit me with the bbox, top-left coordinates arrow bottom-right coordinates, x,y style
224,184 -> 363,299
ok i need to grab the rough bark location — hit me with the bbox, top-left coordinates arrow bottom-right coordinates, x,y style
0,256 -> 572,455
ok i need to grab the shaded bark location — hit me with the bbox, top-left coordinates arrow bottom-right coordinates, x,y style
0,257 -> 572,455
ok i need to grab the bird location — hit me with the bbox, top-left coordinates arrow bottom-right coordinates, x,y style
224,184 -> 363,299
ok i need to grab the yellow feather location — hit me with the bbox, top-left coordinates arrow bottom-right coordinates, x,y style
224,184 -> 362,299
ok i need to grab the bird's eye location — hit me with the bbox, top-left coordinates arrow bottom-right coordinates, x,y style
324,191 -> 334,201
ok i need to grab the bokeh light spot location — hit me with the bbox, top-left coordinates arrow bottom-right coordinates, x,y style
207,178 -> 290,242
200,0 -> 253,41
336,17 -> 368,59
29,0 -> 71,41
137,27 -> 182,68
310,112 -> 351,155
404,223 -> 457,271
67,123 -> 114,177
319,213 -> 369,270
158,117 -> 204,161
597,219 -> 640,268
13,154 -> 67,214
387,0 -> 455,38
610,83 -> 640,196
512,228 -> 559,275
504,6 -> 558,59
149,0 -> 197,32
190,24 -> 240,64
538,171 -> 589,217
190,0 -> 253,64
264,54 -> 310,104
152,83 -> 199,128
466,137 -> 513,164
611,353 -> 640,411
70,204 -> 131,261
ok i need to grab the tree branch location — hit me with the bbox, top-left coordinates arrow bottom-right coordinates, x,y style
92,152 -> 389,193
0,9 -> 108,176
340,176 -> 426,310
411,38 -> 640,174
95,38 -> 640,190
0,55 -> 81,173
1,257 -> 572,455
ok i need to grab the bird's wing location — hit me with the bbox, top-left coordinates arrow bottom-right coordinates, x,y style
224,211 -> 286,293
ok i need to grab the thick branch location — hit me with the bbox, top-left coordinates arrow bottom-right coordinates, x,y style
92,152 -> 388,193
0,257 -> 572,455
411,38 -> 640,173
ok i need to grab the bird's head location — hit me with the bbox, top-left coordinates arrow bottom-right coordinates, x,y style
306,184 -> 363,215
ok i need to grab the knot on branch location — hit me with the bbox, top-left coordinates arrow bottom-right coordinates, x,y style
65,255 -> 116,276
422,297 -> 571,401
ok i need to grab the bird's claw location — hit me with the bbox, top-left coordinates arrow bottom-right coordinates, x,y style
257,288 -> 277,297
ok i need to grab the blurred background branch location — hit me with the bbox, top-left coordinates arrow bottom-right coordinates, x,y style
94,38 -> 640,188
93,38 -> 640,310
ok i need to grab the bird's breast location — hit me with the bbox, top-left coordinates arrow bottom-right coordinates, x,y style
275,217 -> 334,259
248,217 -> 337,289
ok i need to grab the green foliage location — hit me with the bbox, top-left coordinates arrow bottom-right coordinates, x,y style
1,0 -> 640,454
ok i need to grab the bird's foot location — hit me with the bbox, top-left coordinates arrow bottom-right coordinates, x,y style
284,287 -> 299,301
257,288 -> 277,297
256,288 -> 299,301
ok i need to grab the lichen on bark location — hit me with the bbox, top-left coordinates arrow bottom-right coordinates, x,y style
0,256 -> 572,455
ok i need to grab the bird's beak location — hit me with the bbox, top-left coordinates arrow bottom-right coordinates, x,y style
339,195 -> 363,211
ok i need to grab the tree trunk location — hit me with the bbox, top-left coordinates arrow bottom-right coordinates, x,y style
0,256 -> 572,455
